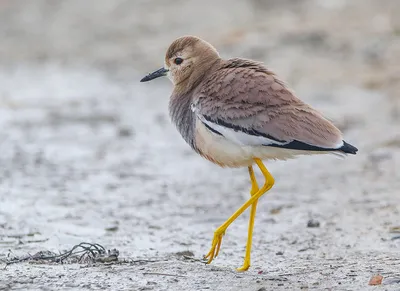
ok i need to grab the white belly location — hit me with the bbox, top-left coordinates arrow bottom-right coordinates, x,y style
194,119 -> 335,168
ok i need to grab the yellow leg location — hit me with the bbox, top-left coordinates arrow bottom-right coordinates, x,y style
204,158 -> 275,268
237,166 -> 260,272
248,165 -> 259,195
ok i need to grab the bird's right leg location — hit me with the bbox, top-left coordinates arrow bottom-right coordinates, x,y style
204,159 -> 274,266
248,165 -> 260,196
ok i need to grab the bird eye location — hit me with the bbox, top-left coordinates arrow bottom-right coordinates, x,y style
174,57 -> 183,65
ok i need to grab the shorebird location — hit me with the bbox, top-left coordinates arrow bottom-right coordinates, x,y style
140,36 -> 358,271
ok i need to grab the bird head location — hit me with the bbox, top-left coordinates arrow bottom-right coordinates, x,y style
141,36 -> 220,88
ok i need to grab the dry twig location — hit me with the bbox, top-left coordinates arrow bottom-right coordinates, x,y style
3,242 -> 119,269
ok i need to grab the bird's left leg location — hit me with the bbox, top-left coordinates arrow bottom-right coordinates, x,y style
236,165 -> 259,272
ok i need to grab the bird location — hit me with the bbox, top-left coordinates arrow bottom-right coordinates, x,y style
140,35 -> 358,271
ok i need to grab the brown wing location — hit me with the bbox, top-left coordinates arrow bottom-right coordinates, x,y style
194,58 -> 346,150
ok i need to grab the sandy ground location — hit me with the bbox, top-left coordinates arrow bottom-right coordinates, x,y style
0,1 -> 400,290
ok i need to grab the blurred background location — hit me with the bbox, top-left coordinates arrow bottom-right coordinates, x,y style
0,0 -> 399,289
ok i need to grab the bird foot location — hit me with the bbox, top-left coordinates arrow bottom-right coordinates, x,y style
204,229 -> 225,264
236,260 -> 250,272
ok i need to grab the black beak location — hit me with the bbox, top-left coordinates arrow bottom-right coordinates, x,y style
140,67 -> 168,82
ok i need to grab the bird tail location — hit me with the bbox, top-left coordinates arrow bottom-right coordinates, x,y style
339,141 -> 358,155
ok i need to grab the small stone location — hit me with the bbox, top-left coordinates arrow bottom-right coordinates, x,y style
117,126 -> 133,137
175,250 -> 194,257
105,226 -> 119,232
307,219 -> 320,228
276,251 -> 284,255
270,207 -> 282,215
368,274 -> 383,285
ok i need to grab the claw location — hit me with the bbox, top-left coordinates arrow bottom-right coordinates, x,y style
215,236 -> 222,257
204,230 -> 225,264
236,261 -> 250,272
